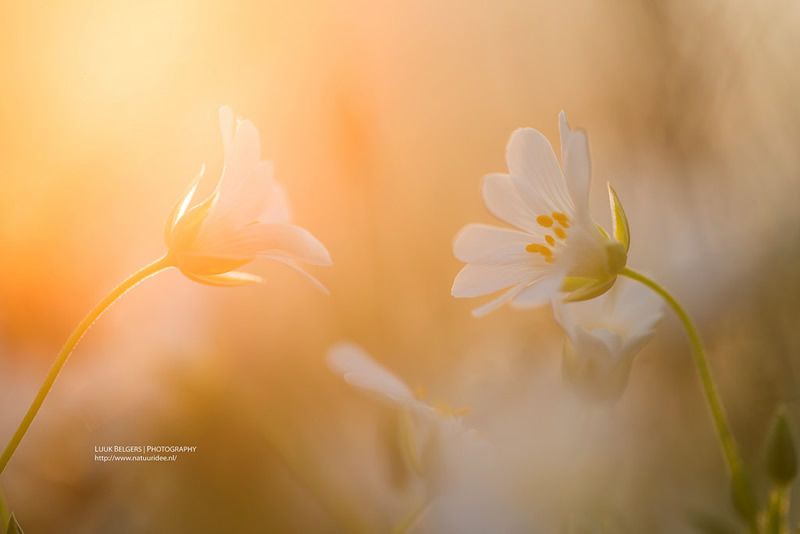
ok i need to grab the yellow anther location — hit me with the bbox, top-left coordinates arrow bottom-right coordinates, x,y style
552,212 -> 570,228
554,227 -> 567,240
525,243 -> 552,256
536,215 -> 554,228
414,385 -> 427,401
545,235 -> 556,247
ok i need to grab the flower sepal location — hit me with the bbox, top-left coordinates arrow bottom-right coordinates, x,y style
164,165 -> 205,246
561,275 -> 618,303
606,240 -> 628,276
607,183 -> 630,252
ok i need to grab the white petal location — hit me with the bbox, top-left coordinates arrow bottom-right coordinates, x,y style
586,326 -> 624,357
558,110 -> 570,165
572,325 -> 615,363
481,173 -> 544,235
204,160 -> 275,234
607,280 -> 663,336
264,256 -> 330,294
558,220 -> 610,279
507,128 -> 574,216
620,328 -> 657,361
452,224 -> 536,264
551,295 -> 578,338
564,129 -> 591,214
216,223 -> 331,265
510,275 -> 564,308
471,283 -> 525,317
451,263 -> 535,298
213,113 -> 263,222
260,179 -> 292,223
327,343 -> 414,403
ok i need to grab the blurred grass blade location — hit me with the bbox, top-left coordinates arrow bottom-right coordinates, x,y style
767,406 -> 798,485
6,513 -> 23,534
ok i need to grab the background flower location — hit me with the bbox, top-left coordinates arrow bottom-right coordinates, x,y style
553,279 -> 663,402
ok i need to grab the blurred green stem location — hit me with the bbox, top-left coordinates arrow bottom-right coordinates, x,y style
247,408 -> 368,534
0,487 -> 9,532
766,484 -> 790,534
0,255 -> 172,476
391,498 -> 429,534
620,267 -> 757,530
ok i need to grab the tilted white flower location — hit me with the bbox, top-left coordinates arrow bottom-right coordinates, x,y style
164,106 -> 331,288
552,279 -> 663,402
452,112 -> 630,316
328,344 -> 522,533
327,343 -> 481,490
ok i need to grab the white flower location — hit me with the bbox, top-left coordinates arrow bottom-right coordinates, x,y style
164,106 -> 331,288
328,344 -> 523,533
451,112 -> 630,316
327,343 -> 481,489
552,279 -> 663,402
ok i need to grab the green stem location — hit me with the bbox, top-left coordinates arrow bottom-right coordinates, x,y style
0,487 -> 9,532
391,498 -> 430,534
0,255 -> 172,476
620,267 -> 756,530
766,484 -> 790,534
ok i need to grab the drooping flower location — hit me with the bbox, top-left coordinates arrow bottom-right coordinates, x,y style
552,279 -> 663,402
451,112 -> 630,316
328,343 -> 524,532
327,343 -> 480,488
164,106 -> 331,288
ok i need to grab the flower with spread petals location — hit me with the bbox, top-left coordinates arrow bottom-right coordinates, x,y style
164,106 -> 331,288
451,112 -> 630,316
552,279 -> 663,402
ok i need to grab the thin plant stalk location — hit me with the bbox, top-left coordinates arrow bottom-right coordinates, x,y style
0,255 -> 172,475
620,267 -> 756,530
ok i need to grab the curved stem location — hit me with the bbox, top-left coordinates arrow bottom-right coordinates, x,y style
0,255 -> 172,476
620,267 -> 756,529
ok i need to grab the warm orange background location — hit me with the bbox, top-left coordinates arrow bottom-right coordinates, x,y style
1,1 -> 799,532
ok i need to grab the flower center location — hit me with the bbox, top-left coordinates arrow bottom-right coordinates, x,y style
526,211 -> 570,263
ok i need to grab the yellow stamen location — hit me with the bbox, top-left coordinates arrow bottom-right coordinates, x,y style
553,212 -> 570,228
545,257 -> 556,263
525,243 -> 552,256
554,227 -> 567,240
536,215 -> 554,228
545,235 -> 556,247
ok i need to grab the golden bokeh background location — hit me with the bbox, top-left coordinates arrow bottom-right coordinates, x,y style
1,0 -> 799,532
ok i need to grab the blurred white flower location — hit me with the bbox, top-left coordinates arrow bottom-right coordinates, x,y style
164,106 -> 331,288
327,343 -> 524,533
552,279 -> 663,402
452,112 -> 630,316
327,343 -> 477,485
